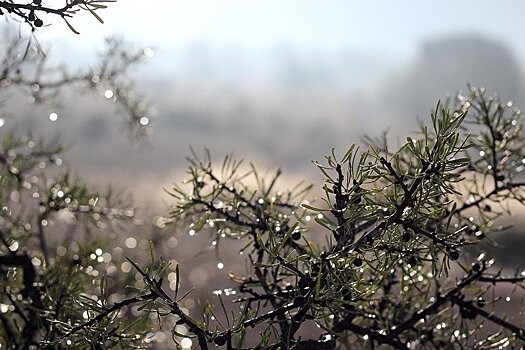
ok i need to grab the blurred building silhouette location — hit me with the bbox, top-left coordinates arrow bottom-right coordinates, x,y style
384,36 -> 524,125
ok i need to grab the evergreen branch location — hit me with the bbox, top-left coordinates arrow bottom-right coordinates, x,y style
63,292 -> 157,338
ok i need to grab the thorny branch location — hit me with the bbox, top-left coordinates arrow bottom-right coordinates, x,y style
3,78 -> 525,349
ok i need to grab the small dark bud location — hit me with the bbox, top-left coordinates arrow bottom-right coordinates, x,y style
291,313 -> 304,323
483,204 -> 492,212
477,297 -> 486,308
341,286 -> 352,296
28,12 -> 35,21
471,263 -> 481,272
293,295 -> 307,307
298,278 -> 312,289
460,304 -> 476,320
214,333 -> 227,346
34,0 -> 42,5
408,256 -> 417,267
460,309 -> 471,319
448,249 -> 460,261
351,195 -> 362,204
353,258 -> 363,267
34,18 -> 43,27
402,232 -> 411,242
291,230 -> 301,241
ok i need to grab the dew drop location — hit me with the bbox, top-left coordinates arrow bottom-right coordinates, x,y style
139,116 -> 149,126
8,241 -> 18,252
31,257 -> 41,266
181,338 -> 192,349
143,48 -> 155,58
125,237 -> 137,249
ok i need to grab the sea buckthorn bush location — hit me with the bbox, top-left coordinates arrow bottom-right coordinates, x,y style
2,86 -> 525,349
1,3 -> 525,348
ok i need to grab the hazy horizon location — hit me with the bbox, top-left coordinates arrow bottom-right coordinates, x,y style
2,1 -> 525,210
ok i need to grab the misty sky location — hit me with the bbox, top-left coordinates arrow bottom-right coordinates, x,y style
5,0 -> 525,208
40,0 -> 525,59
4,0 -> 522,317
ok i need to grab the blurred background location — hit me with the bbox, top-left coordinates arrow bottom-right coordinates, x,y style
3,0 -> 525,262
3,0 -> 524,208
2,0 -> 525,335
4,0 -> 524,208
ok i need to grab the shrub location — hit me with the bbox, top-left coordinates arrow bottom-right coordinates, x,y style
1,4 -> 524,348
2,86 -> 525,349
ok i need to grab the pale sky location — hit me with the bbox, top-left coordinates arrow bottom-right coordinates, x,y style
39,0 -> 525,60
7,0 -> 525,206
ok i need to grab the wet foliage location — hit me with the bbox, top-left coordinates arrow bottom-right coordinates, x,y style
0,25 -> 162,349
1,20 -> 525,348
151,87 -> 525,349
0,33 -> 155,139
2,87 -> 525,349
0,128 -> 155,349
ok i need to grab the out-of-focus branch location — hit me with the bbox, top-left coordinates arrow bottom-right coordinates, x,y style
1,35 -> 155,139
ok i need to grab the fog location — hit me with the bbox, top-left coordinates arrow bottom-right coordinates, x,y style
3,0 -> 525,268
3,4 -> 525,345
7,34 -> 523,211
